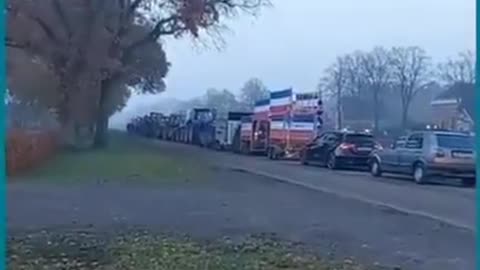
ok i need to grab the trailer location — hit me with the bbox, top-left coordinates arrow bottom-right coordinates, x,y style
214,112 -> 252,151
267,91 -> 323,160
235,99 -> 270,155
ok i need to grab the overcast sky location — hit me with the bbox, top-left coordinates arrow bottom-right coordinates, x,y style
112,0 -> 475,126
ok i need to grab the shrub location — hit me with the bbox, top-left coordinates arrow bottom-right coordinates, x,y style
7,129 -> 58,176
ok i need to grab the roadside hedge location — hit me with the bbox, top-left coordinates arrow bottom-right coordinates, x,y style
7,129 -> 58,176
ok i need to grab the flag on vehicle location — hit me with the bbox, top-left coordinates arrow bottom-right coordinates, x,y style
253,98 -> 270,119
269,88 -> 293,117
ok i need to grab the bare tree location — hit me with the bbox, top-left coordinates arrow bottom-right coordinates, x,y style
438,50 -> 476,85
344,51 -> 367,97
205,88 -> 242,116
390,46 -> 431,129
239,77 -> 268,110
437,51 -> 476,126
321,56 -> 348,129
360,47 -> 392,134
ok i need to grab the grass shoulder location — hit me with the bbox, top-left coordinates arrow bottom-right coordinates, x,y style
17,131 -> 211,184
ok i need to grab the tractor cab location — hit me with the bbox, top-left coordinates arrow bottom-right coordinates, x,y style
188,108 -> 217,124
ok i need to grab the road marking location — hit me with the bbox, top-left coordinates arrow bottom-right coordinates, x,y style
231,166 -> 475,233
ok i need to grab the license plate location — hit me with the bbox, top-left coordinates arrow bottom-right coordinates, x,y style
357,147 -> 372,151
453,152 -> 473,159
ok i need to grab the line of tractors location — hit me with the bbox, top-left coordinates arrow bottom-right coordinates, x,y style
126,108 -> 252,152
127,90 -> 325,159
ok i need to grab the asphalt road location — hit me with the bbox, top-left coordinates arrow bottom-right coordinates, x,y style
8,139 -> 476,270
159,141 -> 476,231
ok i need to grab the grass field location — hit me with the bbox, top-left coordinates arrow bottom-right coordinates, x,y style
18,132 -> 211,184
8,230 -> 366,270
9,132 -> 373,270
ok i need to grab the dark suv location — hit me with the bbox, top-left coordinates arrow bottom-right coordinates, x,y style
300,131 -> 381,169
369,131 -> 476,186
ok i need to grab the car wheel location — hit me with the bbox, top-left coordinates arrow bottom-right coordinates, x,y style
267,147 -> 274,160
326,152 -> 338,170
271,149 -> 279,160
240,142 -> 249,155
413,163 -> 427,185
300,150 -> 309,165
370,159 -> 382,177
461,178 -> 476,187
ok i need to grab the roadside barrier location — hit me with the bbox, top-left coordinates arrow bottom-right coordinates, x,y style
6,129 -> 58,176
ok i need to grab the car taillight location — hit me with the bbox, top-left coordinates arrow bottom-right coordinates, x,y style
435,148 -> 446,158
339,143 -> 355,150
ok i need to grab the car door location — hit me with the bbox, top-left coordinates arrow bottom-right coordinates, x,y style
308,133 -> 330,162
398,133 -> 424,174
318,133 -> 340,163
379,138 -> 404,172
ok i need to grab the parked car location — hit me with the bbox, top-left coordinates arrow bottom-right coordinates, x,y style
300,131 -> 381,169
369,131 -> 476,186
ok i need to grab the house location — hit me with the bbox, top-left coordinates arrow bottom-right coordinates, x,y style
430,83 -> 474,131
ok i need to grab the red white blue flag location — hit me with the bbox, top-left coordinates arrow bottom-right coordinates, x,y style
269,88 -> 293,117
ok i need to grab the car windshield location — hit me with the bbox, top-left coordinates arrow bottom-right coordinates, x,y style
345,134 -> 374,143
436,134 -> 474,149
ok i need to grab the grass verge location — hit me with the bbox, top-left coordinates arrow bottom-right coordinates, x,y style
17,132 -> 211,184
8,230 -> 368,270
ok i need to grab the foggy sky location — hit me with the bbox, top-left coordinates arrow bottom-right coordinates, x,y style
111,0 -> 475,127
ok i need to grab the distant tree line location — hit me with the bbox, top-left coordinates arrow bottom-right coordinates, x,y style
178,77 -> 269,117
318,47 -> 475,133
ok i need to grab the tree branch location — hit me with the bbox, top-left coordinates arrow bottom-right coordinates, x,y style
32,16 -> 61,45
52,0 -> 73,39
122,15 -> 183,61
129,0 -> 144,15
8,3 -> 62,47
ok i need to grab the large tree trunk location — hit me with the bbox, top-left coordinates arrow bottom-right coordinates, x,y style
58,79 -> 99,150
93,81 -> 111,148
93,111 -> 109,148
55,68 -> 97,150
58,116 -> 93,151
336,88 -> 343,129
57,93 -> 82,150
401,103 -> 409,130
373,88 -> 380,135
59,118 -> 77,148
336,97 -> 343,129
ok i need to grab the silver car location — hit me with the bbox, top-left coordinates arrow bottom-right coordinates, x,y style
369,131 -> 476,186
